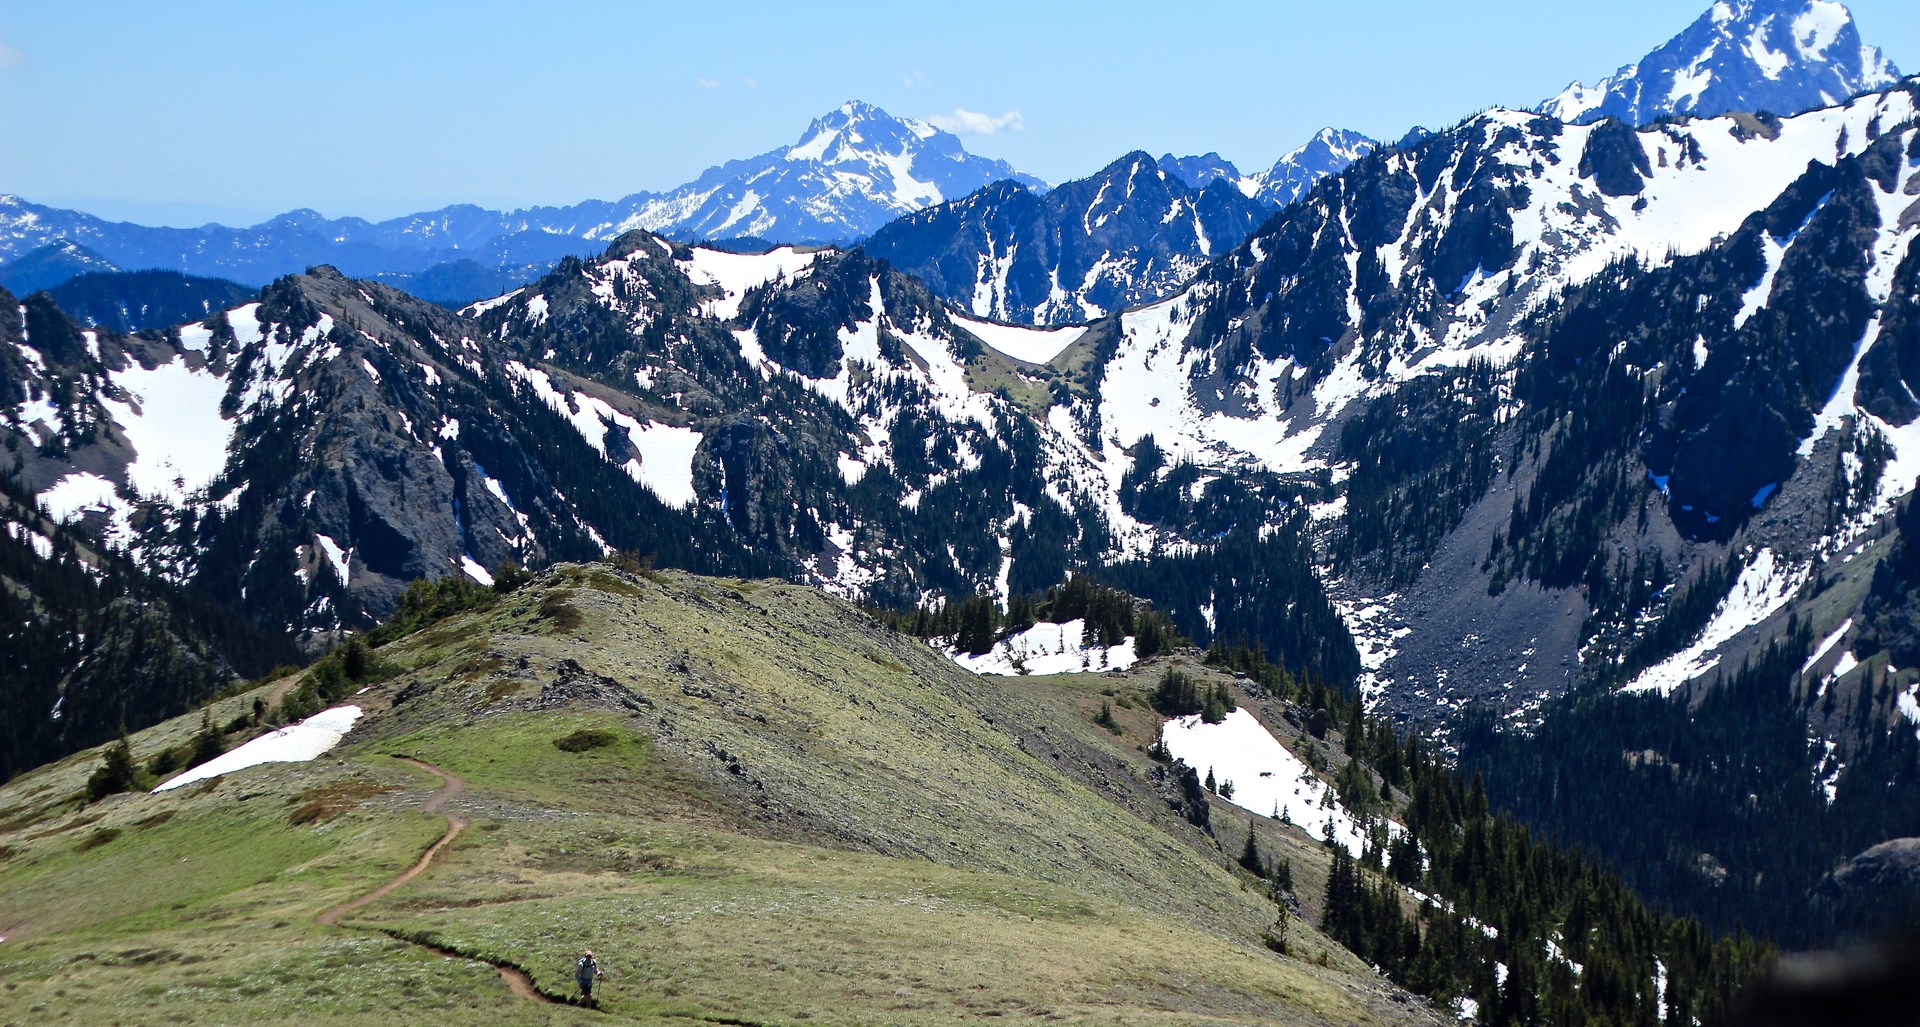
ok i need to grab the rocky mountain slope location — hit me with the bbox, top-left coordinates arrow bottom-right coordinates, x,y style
1541,0 -> 1901,124
1245,129 -> 1384,208
862,151 -> 1273,325
1097,80 -> 1920,711
1157,130 -> 1381,209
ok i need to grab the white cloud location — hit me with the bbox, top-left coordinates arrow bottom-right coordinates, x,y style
0,43 -> 24,70
900,69 -> 929,89
926,108 -> 1024,136
696,77 -> 723,90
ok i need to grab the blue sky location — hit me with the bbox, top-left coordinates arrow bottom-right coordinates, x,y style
2,0 -> 1916,226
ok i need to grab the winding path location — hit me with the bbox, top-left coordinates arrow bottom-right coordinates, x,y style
318,756 -> 554,1005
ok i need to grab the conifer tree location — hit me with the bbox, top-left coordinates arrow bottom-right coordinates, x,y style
86,737 -> 137,801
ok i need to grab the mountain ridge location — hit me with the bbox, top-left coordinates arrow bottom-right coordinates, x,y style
0,102 -> 1039,293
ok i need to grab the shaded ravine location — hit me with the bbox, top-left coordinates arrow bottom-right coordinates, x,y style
317,756 -> 557,1005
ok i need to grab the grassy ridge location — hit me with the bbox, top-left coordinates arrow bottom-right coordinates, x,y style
0,565 -> 1440,1025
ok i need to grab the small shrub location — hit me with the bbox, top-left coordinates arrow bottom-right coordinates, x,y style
1095,699 -> 1122,735
492,559 -> 533,594
1151,668 -> 1233,721
144,746 -> 182,779
369,575 -> 498,647
553,729 -> 617,753
539,590 -> 583,630
584,569 -> 646,598
608,550 -> 664,582
275,685 -> 319,724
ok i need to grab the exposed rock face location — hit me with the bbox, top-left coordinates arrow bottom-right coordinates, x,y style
1821,837 -> 1920,894
1151,759 -> 1213,831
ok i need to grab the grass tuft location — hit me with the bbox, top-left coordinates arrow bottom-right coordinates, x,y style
76,827 -> 121,851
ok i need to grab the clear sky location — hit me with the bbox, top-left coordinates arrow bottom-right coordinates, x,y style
2,0 -> 1916,227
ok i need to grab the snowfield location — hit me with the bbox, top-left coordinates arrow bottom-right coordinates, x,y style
951,313 -> 1091,366
100,353 -> 235,505
945,619 -> 1138,676
154,705 -> 364,792
678,245 -> 821,320
1159,708 -> 1382,856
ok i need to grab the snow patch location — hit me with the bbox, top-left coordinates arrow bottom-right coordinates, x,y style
1803,619 -> 1853,675
154,705 -> 363,792
1626,549 -> 1809,695
947,619 -> 1138,677
460,555 -> 495,586
1159,708 -> 1387,856
678,246 -> 821,321
314,533 -> 351,586
628,422 -> 704,508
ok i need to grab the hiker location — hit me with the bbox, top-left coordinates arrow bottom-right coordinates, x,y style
575,948 -> 601,1006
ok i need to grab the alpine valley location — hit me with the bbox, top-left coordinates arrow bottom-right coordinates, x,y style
5,1 -> 1920,1024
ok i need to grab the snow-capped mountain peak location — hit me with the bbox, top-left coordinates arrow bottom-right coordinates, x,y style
785,100 -> 939,164
1540,0 -> 1901,125
1243,127 -> 1380,208
587,100 -> 1044,246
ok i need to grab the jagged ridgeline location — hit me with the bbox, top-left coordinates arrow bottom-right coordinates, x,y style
861,152 -> 1274,326
0,562 -> 1770,1024
1,229 -> 1360,646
